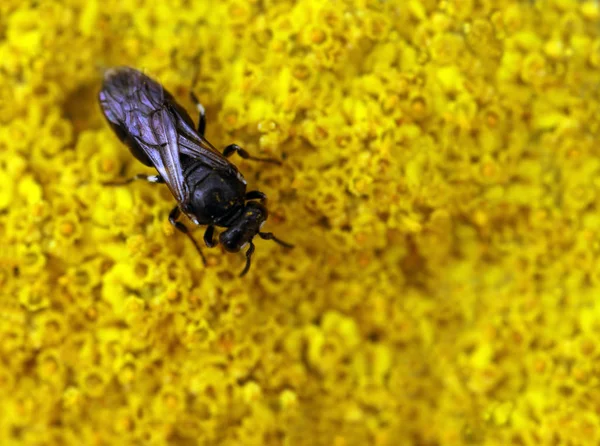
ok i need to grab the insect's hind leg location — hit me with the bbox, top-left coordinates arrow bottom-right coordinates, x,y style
189,92 -> 206,136
103,174 -> 164,186
169,206 -> 207,266
223,144 -> 281,165
188,51 -> 207,136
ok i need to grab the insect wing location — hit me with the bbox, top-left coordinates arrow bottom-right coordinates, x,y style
148,108 -> 188,203
100,67 -> 188,204
100,67 -> 241,203
174,113 -> 233,171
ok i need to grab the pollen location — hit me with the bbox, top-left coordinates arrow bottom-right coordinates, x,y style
59,221 -> 75,236
310,28 -> 327,44
100,157 -> 116,173
2,0 -> 600,445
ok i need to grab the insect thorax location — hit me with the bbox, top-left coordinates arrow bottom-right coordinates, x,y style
181,157 -> 247,227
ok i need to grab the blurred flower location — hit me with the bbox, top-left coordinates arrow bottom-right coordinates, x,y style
1,0 -> 599,444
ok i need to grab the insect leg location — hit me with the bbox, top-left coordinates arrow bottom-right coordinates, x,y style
103,174 -> 164,186
204,225 -> 217,248
168,206 -> 207,265
245,190 -> 267,203
189,92 -> 206,136
223,144 -> 281,165
239,241 -> 256,277
258,232 -> 294,248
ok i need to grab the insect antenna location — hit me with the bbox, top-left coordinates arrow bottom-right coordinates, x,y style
258,232 -> 294,248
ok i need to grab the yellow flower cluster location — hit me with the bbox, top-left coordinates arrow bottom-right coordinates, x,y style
1,0 -> 600,444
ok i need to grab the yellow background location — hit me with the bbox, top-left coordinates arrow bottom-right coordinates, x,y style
1,0 -> 600,444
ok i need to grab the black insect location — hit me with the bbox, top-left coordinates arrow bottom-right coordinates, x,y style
98,67 -> 292,276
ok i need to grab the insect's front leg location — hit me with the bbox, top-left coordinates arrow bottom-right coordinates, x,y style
103,174 -> 164,186
240,241 -> 255,277
189,92 -> 206,136
168,206 -> 207,266
245,190 -> 267,204
204,225 -> 217,248
223,144 -> 281,165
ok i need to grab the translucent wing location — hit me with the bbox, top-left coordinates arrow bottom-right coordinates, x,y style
175,128 -> 230,170
173,109 -> 232,170
100,67 -> 193,203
